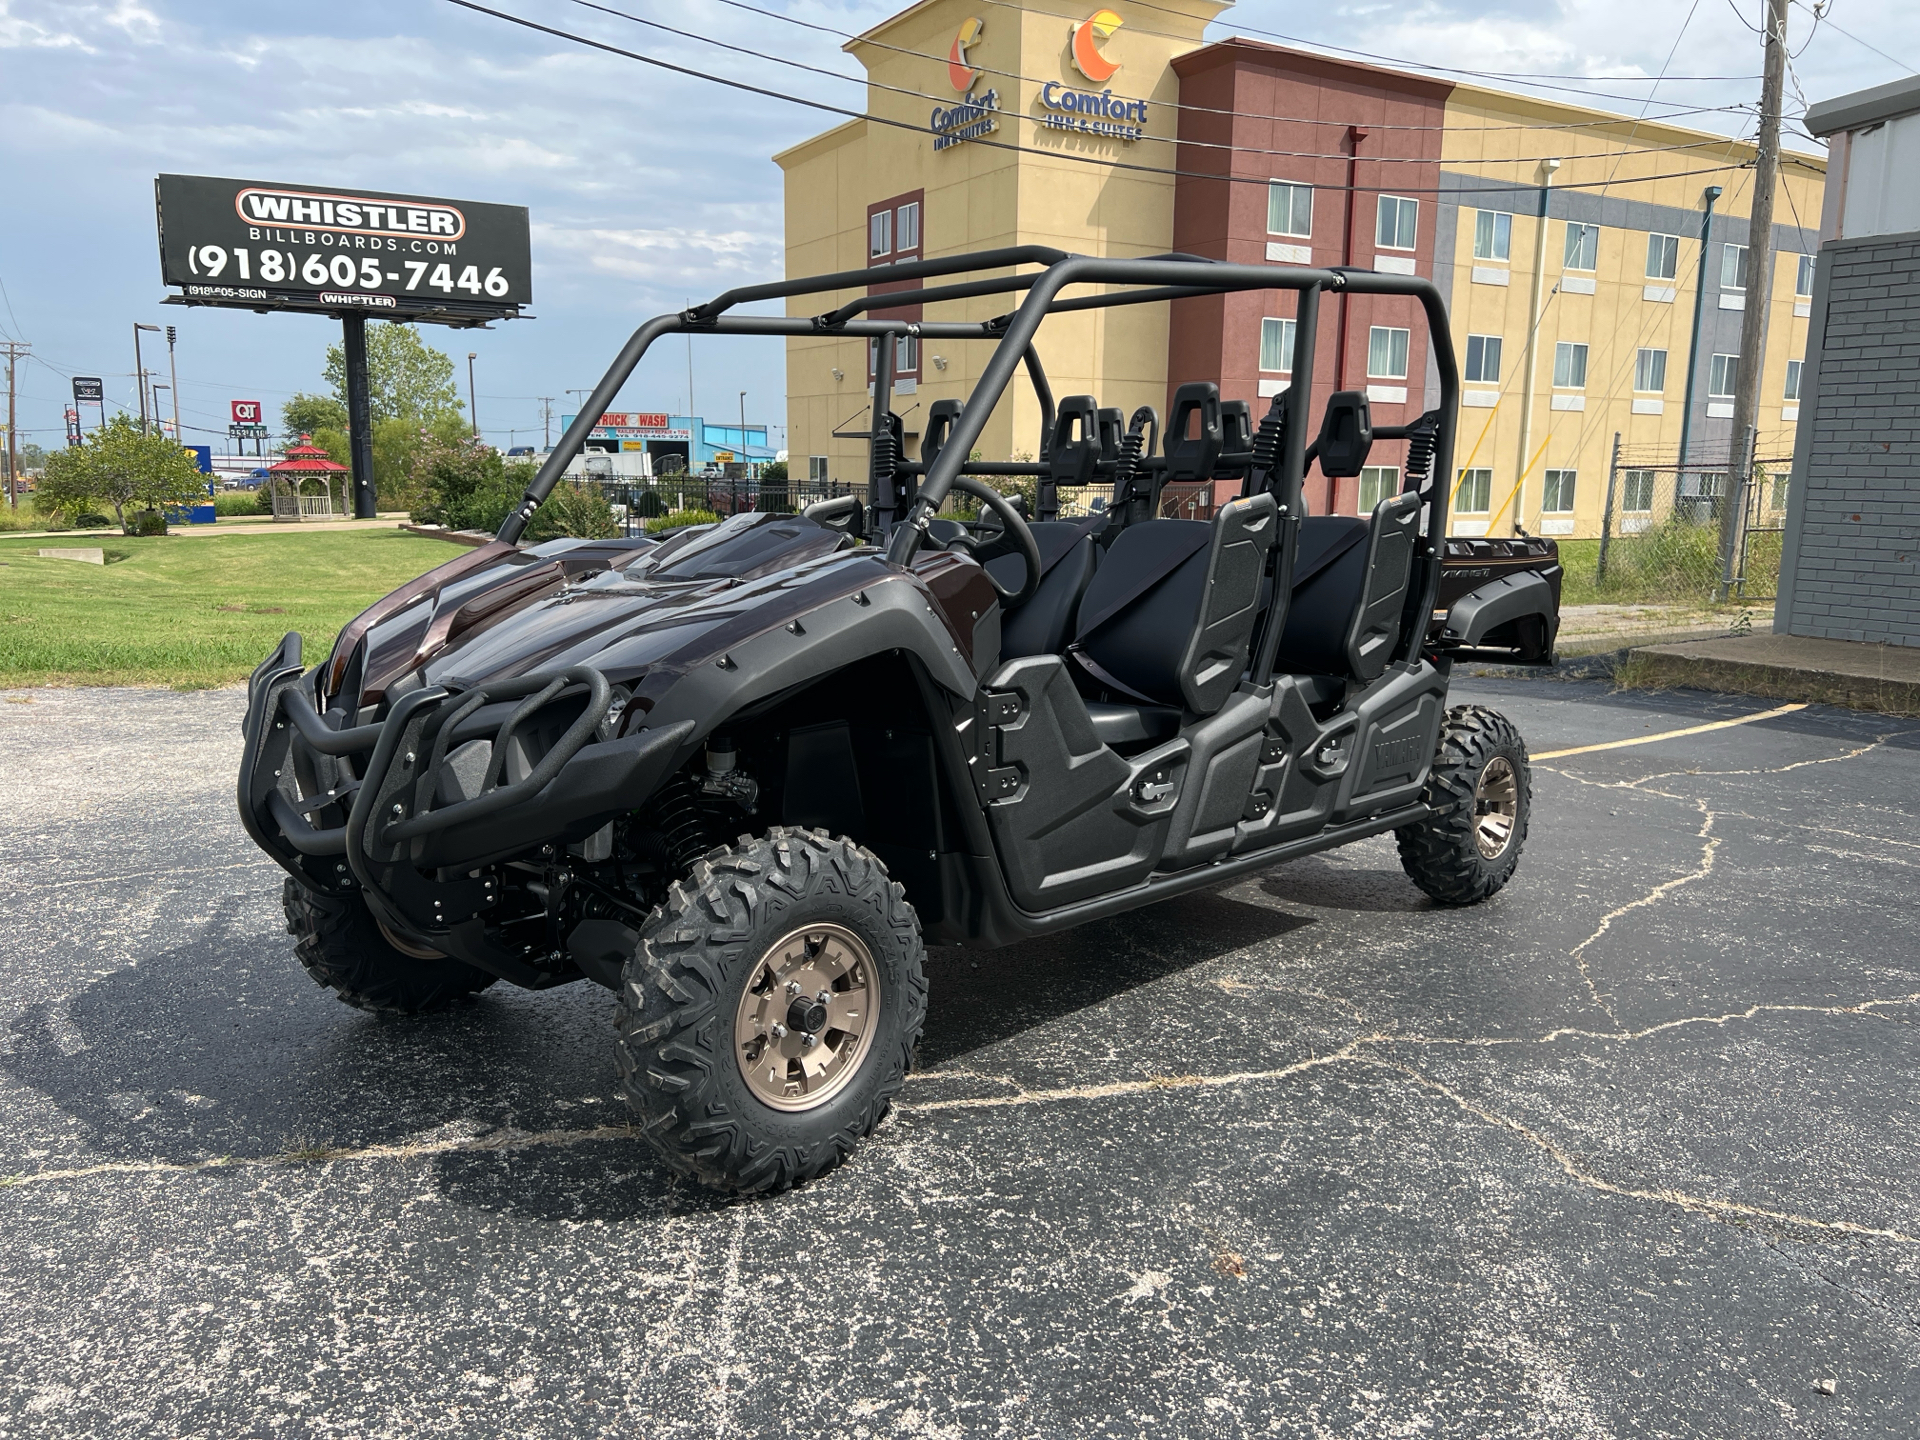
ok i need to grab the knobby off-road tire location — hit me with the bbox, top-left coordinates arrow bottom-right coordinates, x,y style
614,828 -> 927,1194
1395,704 -> 1531,906
282,876 -> 497,1015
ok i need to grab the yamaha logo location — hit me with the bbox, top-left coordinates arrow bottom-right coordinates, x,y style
233,188 -> 466,241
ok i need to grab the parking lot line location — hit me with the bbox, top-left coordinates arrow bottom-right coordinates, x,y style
1533,702 -> 1808,760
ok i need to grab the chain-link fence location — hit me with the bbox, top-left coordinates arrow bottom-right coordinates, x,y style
1589,438 -> 1792,604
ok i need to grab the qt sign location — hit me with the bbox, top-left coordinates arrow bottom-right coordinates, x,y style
231,400 -> 263,425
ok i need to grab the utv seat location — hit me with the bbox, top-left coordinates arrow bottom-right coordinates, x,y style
986,519 -> 1105,659
1067,494 -> 1278,744
1269,492 -> 1422,681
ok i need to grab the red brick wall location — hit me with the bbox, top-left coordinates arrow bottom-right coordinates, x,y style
1170,43 -> 1450,514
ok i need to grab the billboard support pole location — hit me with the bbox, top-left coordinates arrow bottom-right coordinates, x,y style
343,314 -> 378,519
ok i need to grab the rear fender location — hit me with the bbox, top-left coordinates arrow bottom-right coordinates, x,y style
1438,570 -> 1560,661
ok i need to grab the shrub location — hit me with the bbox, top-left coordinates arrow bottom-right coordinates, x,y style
213,490 -> 263,517
73,513 -> 113,529
646,508 -> 720,534
127,509 -> 168,536
526,480 -> 619,541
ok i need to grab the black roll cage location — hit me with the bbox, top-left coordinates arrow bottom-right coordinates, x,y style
500,247 -> 1458,665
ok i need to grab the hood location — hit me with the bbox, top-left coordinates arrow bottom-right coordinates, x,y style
346,513 -> 860,706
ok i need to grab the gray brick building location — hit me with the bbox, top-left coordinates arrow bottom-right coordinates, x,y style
1777,76 -> 1920,647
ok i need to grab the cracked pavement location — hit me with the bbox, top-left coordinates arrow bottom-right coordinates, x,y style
0,677 -> 1915,1437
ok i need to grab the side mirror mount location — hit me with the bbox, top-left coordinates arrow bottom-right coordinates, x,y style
1314,391 -> 1373,478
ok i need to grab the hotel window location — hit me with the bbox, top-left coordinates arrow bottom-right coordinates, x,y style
867,192 -> 922,265
1268,181 -> 1312,238
1785,359 -> 1803,401
1552,341 -> 1588,389
1721,243 -> 1749,290
1259,317 -> 1297,373
1456,468 -> 1493,513
1359,466 -> 1401,513
1376,195 -> 1418,250
1473,210 -> 1511,262
867,333 -> 920,379
1542,469 -> 1577,514
808,455 -> 829,483
1563,222 -> 1599,271
1464,334 -> 1502,384
1646,233 -> 1680,280
1709,353 -> 1739,398
1622,469 -> 1656,513
1368,326 -> 1410,379
1634,347 -> 1668,392
1795,254 -> 1815,297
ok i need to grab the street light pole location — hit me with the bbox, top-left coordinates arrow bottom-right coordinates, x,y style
467,352 -> 479,439
739,390 -> 747,472
1679,185 -> 1724,471
165,325 -> 182,445
152,385 -> 170,436
133,323 -> 161,432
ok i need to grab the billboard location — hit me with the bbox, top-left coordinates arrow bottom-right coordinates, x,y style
231,399 -> 262,424
155,174 -> 531,326
72,377 -> 104,403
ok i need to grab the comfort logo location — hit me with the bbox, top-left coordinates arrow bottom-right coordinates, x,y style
1070,9 -> 1123,84
233,188 -> 466,241
947,16 -> 984,92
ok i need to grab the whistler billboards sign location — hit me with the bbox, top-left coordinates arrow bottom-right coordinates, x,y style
154,174 -> 532,326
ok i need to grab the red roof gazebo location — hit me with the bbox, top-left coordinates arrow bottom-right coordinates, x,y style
266,435 -> 350,522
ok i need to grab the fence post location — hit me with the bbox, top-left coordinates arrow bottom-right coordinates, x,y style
1597,431 -> 1621,585
1716,424 -> 1756,602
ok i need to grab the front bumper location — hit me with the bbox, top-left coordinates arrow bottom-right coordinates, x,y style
237,632 -> 692,962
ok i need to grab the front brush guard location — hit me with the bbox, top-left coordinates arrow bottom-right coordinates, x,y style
238,635 -> 693,943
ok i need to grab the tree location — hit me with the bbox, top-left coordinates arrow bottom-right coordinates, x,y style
37,415 -> 207,533
282,392 -> 347,441
322,324 -> 465,426
408,431 -> 519,533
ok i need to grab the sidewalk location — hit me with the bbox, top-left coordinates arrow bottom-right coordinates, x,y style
0,514 -> 410,541
1624,632 -> 1920,716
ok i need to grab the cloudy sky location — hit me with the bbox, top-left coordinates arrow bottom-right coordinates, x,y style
0,0 -> 1912,456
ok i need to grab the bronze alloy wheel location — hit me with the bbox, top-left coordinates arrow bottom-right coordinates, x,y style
1473,755 -> 1519,859
733,924 -> 881,1112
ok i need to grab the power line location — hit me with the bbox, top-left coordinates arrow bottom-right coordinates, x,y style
698,0 -> 1758,135
992,0 -> 1762,97
1797,4 -> 1918,72
445,0 -> 1783,199
564,0 -> 1767,169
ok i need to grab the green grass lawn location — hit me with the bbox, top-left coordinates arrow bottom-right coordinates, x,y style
0,530 -> 458,688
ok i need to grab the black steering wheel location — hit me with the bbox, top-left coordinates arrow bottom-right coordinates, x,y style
940,476 -> 1043,608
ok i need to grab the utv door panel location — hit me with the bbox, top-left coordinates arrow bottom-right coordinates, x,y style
1158,690 -> 1270,867
1334,664 -> 1448,821
981,656 -> 1171,909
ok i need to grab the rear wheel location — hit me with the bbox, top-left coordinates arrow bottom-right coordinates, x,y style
1395,705 -> 1531,905
614,828 -> 926,1194
282,876 -> 497,1014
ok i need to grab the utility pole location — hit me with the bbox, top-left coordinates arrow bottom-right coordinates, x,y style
538,396 -> 554,449
1,340 -> 26,508
467,352 -> 480,439
133,323 -> 162,431
1513,157 -> 1560,535
165,326 -> 182,447
1679,186 -> 1724,469
1719,0 -> 1788,600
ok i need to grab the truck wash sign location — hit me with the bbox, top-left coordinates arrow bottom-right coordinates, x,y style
154,175 -> 532,325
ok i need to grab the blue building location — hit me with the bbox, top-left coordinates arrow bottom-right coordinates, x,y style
558,411 -> 775,474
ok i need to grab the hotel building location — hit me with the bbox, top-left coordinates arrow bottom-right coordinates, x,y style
776,0 -> 1825,537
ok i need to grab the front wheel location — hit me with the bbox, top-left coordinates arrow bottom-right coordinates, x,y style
1395,705 -> 1531,905
282,876 -> 497,1014
614,828 -> 927,1194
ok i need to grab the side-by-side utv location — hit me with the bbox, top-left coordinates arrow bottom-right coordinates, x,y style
238,247 -> 1563,1193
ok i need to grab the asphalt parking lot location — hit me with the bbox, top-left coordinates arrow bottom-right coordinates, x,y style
1,676 -> 1915,1438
